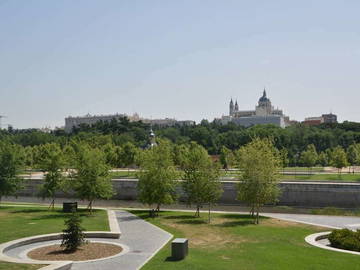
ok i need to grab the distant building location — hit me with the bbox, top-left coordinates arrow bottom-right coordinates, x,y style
302,113 -> 338,126
65,113 -> 195,133
218,89 -> 290,128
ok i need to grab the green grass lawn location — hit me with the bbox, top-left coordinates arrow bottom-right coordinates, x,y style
0,205 -> 109,270
110,170 -> 137,178
131,210 -> 360,270
281,173 -> 360,182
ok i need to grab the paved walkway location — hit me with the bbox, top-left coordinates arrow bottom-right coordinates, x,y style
259,212 -> 360,229
4,210 -> 172,270
71,210 -> 172,270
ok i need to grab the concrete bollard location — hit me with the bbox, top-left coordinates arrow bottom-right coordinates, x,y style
171,238 -> 188,260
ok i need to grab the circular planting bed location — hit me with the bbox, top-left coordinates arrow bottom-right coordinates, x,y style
27,242 -> 123,261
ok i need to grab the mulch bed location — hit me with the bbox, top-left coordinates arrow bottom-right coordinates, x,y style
28,242 -> 123,261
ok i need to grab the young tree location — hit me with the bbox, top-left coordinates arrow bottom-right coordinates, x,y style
72,145 -> 114,213
0,142 -> 24,204
61,211 -> 86,252
37,143 -> 65,210
118,142 -> 137,173
182,142 -> 223,222
318,152 -> 329,167
300,144 -> 318,174
137,140 -> 178,217
347,144 -> 360,173
219,146 -> 235,170
236,138 -> 281,224
279,148 -> 289,173
330,146 -> 349,175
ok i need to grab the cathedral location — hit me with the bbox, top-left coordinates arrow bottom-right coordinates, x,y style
220,89 -> 289,128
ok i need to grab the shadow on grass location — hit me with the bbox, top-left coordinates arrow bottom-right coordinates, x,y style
217,220 -> 255,227
164,215 -> 197,220
165,256 -> 183,262
176,219 -> 207,225
11,208 -> 47,214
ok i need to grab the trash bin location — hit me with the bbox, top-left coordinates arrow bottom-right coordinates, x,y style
63,202 -> 77,213
171,238 -> 188,260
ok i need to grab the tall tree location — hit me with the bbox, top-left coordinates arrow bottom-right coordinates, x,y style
219,146 -> 235,170
0,142 -> 24,204
347,144 -> 360,173
72,144 -> 114,213
236,138 -> 281,224
37,143 -> 65,210
182,142 -> 223,222
300,144 -> 318,174
137,140 -> 178,216
330,146 -> 349,175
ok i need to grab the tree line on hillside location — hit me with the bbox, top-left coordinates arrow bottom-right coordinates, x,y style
0,137 -> 284,224
1,117 -> 360,165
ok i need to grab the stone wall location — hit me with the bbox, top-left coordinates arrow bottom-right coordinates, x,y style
18,178 -> 360,208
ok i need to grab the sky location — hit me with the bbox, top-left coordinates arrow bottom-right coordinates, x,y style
1,0 -> 360,129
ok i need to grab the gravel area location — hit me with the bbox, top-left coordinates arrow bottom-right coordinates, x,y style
27,242 -> 122,261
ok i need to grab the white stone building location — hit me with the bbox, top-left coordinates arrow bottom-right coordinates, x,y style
220,90 -> 290,128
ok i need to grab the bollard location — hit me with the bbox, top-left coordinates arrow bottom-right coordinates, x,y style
171,238 -> 188,260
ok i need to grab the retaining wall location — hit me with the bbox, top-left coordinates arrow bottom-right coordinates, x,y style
19,178 -> 360,208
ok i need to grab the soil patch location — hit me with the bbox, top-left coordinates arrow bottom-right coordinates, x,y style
28,242 -> 122,261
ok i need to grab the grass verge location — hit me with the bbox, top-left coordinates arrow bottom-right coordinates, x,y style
131,210 -> 360,270
0,205 -> 109,270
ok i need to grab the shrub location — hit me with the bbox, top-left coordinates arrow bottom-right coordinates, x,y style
61,211 -> 87,252
328,229 -> 360,252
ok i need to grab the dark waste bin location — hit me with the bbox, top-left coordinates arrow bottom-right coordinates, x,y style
171,238 -> 188,260
63,202 -> 78,213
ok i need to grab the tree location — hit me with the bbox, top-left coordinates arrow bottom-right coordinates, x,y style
72,145 -> 114,213
61,211 -> 87,252
137,140 -> 178,216
318,152 -> 329,167
347,144 -> 360,173
0,142 -> 24,204
300,144 -> 318,174
236,138 -> 281,224
181,142 -> 223,222
118,142 -> 137,172
219,146 -> 235,170
330,146 -> 349,175
279,148 -> 289,173
37,143 -> 65,210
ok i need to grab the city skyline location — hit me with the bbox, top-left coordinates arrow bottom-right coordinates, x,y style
1,1 -> 359,129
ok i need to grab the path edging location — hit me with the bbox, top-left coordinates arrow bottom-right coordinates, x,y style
305,231 -> 360,256
0,209 -> 120,270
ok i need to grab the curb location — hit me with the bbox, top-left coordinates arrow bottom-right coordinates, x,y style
0,209 -> 120,270
305,231 -> 360,256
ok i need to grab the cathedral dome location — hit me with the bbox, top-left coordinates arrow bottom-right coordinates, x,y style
258,89 -> 270,103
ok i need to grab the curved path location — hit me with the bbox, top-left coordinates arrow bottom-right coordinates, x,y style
2,210 -> 172,270
71,210 -> 172,270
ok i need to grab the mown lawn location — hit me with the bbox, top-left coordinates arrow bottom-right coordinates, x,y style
0,205 -> 109,270
281,173 -> 360,182
131,210 -> 360,270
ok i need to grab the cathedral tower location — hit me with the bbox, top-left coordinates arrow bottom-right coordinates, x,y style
229,98 -> 234,116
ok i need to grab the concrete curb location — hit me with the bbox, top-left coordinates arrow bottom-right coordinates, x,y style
0,209 -> 120,270
305,231 -> 360,256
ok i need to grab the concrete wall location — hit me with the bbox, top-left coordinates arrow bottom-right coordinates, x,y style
18,178 -> 360,208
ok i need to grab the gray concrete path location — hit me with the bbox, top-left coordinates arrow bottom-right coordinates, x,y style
260,212 -> 360,229
71,210 -> 172,270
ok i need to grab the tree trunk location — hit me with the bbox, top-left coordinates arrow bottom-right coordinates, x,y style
208,203 -> 211,224
256,207 -> 260,224
48,198 -> 55,211
88,201 -> 93,214
195,206 -> 200,217
250,205 -> 254,217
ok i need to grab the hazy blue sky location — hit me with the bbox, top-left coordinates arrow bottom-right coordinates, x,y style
1,0 -> 359,128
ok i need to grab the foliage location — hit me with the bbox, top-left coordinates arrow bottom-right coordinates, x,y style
37,143 -> 65,210
328,229 -> 360,252
61,211 -> 87,252
71,144 -> 114,212
329,146 -> 349,174
236,138 -> 281,224
219,146 -> 235,169
0,141 -> 24,202
181,142 -> 223,222
300,144 -> 318,173
137,140 -> 179,216
347,144 -> 360,173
